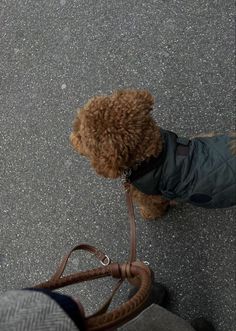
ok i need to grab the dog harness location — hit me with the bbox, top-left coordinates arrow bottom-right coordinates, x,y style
127,129 -> 236,208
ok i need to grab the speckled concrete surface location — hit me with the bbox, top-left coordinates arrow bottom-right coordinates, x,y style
0,1 -> 235,330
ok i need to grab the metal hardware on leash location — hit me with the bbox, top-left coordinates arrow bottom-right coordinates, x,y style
100,255 -> 111,266
121,170 -> 131,187
136,259 -> 150,266
143,261 -> 150,266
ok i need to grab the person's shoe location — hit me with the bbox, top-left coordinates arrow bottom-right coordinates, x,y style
191,317 -> 215,331
128,282 -> 168,307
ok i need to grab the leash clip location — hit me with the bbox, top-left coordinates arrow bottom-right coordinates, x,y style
101,255 -> 111,266
121,173 -> 131,192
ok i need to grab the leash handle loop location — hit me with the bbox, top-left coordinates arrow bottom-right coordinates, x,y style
49,244 -> 111,282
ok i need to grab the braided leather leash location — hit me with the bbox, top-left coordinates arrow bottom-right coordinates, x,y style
33,182 -> 152,330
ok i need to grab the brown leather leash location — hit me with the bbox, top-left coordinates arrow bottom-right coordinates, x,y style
33,182 -> 152,330
124,181 -> 137,263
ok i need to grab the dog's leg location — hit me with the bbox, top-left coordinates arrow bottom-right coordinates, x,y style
130,185 -> 172,220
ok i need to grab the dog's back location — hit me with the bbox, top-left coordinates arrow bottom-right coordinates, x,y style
173,133 -> 236,208
129,130 -> 236,209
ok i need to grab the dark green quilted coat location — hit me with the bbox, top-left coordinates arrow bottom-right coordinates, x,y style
128,129 -> 236,208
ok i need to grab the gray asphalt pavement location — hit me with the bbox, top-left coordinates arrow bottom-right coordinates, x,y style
0,1 -> 235,330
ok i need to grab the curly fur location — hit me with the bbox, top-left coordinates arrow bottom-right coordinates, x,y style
70,90 -> 170,219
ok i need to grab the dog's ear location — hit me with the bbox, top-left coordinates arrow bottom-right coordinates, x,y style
91,142 -> 127,178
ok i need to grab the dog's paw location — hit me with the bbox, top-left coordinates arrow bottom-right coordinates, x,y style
140,207 -> 165,220
140,208 -> 156,220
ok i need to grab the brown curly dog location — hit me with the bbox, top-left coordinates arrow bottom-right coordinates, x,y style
70,90 -> 236,220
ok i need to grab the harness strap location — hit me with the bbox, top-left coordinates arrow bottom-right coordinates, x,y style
176,137 -> 190,156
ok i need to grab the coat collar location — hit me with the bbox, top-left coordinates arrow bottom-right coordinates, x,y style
125,143 -> 166,183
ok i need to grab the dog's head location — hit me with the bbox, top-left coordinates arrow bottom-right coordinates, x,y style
70,89 -> 161,178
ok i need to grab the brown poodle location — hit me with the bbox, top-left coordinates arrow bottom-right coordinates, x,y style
70,90 -> 236,220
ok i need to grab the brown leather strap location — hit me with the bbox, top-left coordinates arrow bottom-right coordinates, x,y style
124,182 -> 136,262
49,244 -> 111,282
